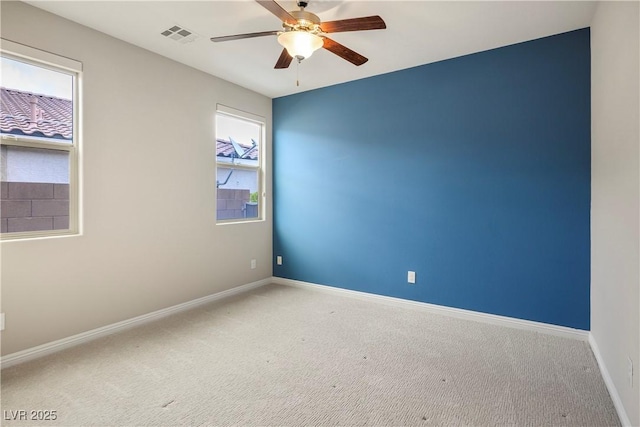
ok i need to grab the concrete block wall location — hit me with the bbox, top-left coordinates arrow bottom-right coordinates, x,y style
1,182 -> 69,232
217,188 -> 252,220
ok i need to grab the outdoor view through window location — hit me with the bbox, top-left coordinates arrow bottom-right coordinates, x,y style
0,55 -> 75,235
216,111 -> 262,222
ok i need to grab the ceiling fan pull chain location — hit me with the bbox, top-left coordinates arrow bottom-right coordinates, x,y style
296,59 -> 300,87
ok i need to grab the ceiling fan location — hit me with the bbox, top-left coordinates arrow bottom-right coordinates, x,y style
210,0 -> 386,69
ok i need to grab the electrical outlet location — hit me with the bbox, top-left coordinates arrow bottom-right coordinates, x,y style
276,256 -> 283,265
628,357 -> 634,388
407,271 -> 416,284
0,313 -> 5,331
250,259 -> 256,269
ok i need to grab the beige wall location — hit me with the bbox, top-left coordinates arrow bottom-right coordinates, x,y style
591,1 -> 640,425
0,1 -> 272,355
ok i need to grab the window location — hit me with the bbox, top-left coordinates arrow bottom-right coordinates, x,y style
216,106 -> 264,222
0,40 -> 81,238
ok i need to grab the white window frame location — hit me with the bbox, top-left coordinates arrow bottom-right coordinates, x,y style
0,39 -> 82,240
215,104 -> 265,224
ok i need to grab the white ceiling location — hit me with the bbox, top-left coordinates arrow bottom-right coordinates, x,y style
25,1 -> 597,99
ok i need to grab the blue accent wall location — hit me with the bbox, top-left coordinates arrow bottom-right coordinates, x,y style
273,29 -> 591,330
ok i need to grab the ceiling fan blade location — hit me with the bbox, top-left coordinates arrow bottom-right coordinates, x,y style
320,16 -> 386,33
210,30 -> 279,42
275,48 -> 293,69
322,37 -> 368,66
255,0 -> 298,26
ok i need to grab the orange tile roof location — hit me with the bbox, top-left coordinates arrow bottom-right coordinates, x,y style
216,139 -> 258,160
0,87 -> 72,140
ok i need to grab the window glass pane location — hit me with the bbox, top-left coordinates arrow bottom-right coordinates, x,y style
0,56 -> 73,144
216,114 -> 260,164
216,169 -> 259,220
1,145 -> 70,233
216,112 -> 262,222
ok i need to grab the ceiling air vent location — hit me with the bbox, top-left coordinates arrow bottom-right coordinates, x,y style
161,25 -> 199,44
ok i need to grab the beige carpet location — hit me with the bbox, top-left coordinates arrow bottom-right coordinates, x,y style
1,284 -> 620,426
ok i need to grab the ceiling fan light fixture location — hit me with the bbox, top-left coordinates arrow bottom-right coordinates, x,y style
277,30 -> 323,60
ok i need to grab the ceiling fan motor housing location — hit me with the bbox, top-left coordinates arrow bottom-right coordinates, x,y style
286,10 -> 321,31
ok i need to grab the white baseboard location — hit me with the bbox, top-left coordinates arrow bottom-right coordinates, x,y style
589,334 -> 633,427
1,278 -> 272,369
272,277 -> 590,341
